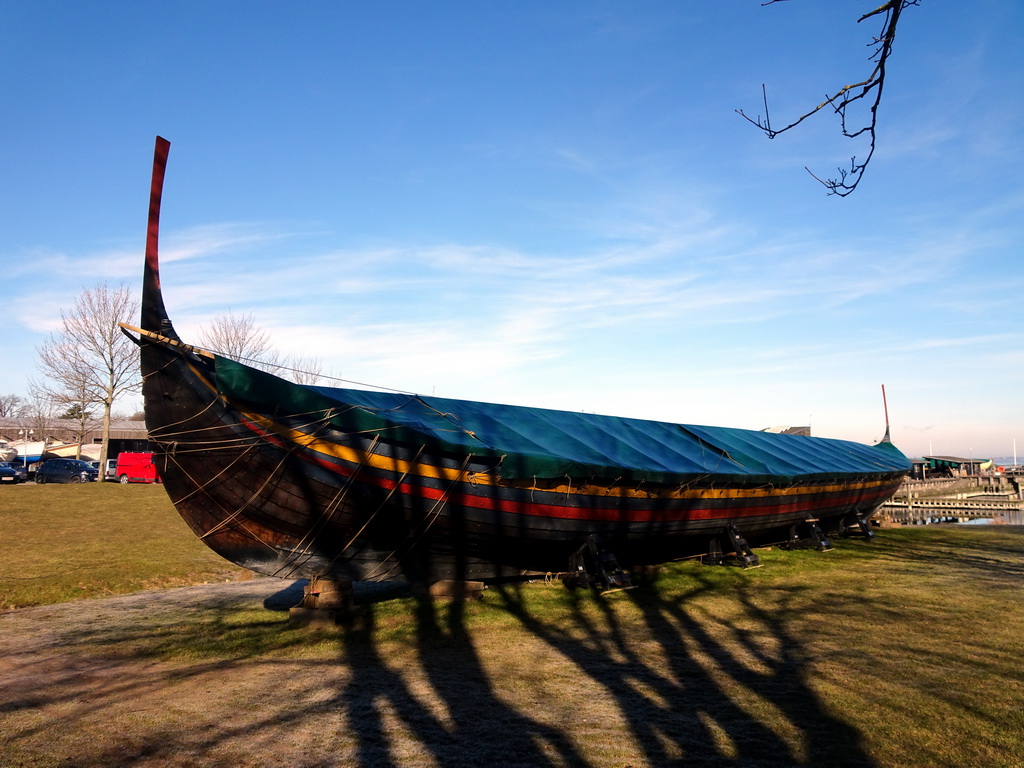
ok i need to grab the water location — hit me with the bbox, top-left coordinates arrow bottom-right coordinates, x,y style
989,457 -> 1022,471
959,510 -> 1024,526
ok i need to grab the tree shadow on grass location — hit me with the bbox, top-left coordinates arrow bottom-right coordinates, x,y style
490,572 -> 876,768
1,565 -> 885,767
336,596 -> 589,768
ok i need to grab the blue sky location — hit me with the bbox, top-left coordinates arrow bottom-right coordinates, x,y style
1,1 -> 1021,460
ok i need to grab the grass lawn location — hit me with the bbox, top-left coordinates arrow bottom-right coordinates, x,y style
0,482 -> 248,610
1,484 -> 1022,766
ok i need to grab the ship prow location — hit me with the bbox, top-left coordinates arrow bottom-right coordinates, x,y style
140,136 -> 181,342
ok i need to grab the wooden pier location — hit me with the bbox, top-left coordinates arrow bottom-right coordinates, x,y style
880,497 -> 1023,524
878,475 -> 1023,525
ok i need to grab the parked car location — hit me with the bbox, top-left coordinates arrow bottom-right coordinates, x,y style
0,462 -> 21,485
104,458 -> 118,481
34,458 -> 99,484
115,452 -> 161,484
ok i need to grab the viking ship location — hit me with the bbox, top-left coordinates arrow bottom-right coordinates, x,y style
128,137 -> 910,588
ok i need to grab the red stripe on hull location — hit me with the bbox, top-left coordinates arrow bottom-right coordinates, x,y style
236,413 -> 897,525
381,476 -> 898,523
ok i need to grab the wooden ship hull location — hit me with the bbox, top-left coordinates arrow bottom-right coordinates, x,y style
133,137 -> 911,586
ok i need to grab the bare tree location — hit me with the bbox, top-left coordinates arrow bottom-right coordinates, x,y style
737,0 -> 919,196
196,310 -> 324,384
35,283 -> 141,471
197,310 -> 282,372
0,393 -> 28,418
285,353 -> 325,386
19,396 -> 58,458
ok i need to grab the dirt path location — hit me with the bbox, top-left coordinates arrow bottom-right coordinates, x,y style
0,579 -> 365,767
0,577 -> 305,652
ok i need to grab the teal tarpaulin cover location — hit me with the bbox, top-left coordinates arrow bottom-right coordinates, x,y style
215,356 -> 911,484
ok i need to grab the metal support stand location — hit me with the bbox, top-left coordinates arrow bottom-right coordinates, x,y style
783,517 -> 833,552
562,535 -> 634,593
838,511 -> 875,541
706,524 -> 761,568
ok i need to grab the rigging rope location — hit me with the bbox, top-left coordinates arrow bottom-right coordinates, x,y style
359,452 -> 474,582
270,436 -> 386,578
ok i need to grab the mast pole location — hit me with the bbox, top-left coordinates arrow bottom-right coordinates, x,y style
881,384 -> 891,443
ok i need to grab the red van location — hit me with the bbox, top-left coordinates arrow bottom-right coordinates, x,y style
114,452 -> 161,484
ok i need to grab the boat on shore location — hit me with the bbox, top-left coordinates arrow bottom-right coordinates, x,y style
127,137 -> 910,587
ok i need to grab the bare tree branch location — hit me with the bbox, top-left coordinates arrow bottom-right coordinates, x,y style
197,310 -> 282,372
34,283 -> 141,469
197,311 -> 324,384
20,396 -> 59,446
737,0 -> 919,196
285,354 -> 326,386
0,393 -> 28,418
